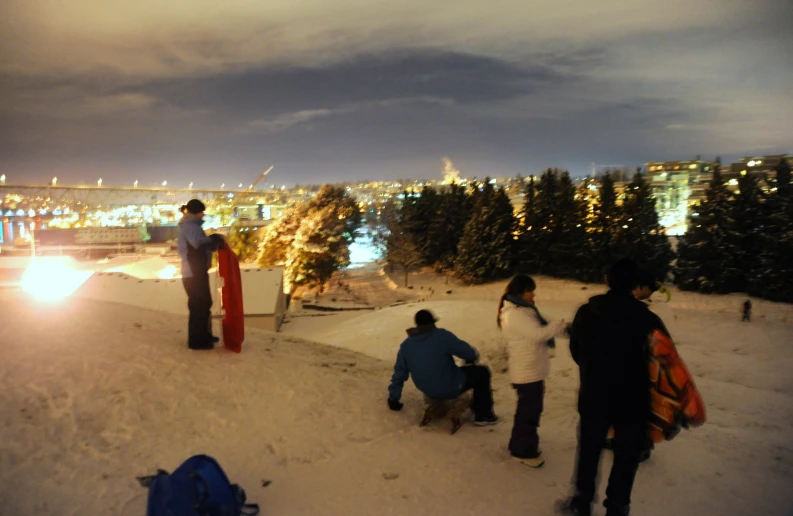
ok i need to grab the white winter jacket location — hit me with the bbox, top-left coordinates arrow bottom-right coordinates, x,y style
500,300 -> 566,385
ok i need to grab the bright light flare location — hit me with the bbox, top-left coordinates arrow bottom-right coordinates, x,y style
157,265 -> 178,279
21,259 -> 93,300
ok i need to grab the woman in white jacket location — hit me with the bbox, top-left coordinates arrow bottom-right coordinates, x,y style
498,274 -> 566,468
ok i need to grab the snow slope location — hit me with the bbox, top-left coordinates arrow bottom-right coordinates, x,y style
1,267 -> 792,516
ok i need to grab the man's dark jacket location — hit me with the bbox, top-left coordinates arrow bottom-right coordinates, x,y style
569,291 -> 669,422
388,325 -> 478,402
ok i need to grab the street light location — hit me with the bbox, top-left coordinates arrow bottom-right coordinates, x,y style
189,182 -> 193,189
52,177 -> 57,186
97,178 -> 103,187
221,183 -> 225,189
162,181 -> 167,187
134,180 -> 138,188
0,174 -> 5,184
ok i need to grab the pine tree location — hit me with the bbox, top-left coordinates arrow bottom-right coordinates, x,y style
731,173 -> 764,291
748,158 -> 793,301
616,170 -> 676,281
226,224 -> 263,263
257,209 -> 301,268
517,176 -> 540,273
257,185 -> 361,293
454,180 -> 515,283
588,173 -> 623,282
426,183 -> 471,272
399,186 -> 438,264
673,167 -> 743,293
546,172 -> 590,279
533,169 -> 559,274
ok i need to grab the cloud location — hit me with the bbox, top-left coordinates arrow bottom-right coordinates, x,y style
0,0 -> 763,80
0,0 -> 790,184
248,109 -> 336,132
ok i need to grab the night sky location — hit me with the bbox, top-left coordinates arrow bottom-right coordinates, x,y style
1,0 -> 791,187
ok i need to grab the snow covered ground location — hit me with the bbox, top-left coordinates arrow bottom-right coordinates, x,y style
1,266 -> 793,515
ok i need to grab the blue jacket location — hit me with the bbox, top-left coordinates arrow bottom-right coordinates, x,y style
177,215 -> 217,278
388,325 -> 478,401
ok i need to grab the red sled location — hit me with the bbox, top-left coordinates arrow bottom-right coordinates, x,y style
647,329 -> 706,443
217,244 -> 245,353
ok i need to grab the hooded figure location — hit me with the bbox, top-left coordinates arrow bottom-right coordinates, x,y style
387,310 -> 498,425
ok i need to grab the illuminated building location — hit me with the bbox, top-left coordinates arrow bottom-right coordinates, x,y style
645,159 -> 716,235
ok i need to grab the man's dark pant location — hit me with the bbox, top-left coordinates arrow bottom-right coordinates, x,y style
509,381 -> 544,458
575,416 -> 645,510
182,275 -> 213,348
460,365 -> 495,419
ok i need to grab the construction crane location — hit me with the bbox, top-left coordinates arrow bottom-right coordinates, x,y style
248,165 -> 274,190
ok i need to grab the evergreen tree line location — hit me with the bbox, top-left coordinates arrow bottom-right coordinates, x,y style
384,169 -> 674,286
674,159 -> 793,302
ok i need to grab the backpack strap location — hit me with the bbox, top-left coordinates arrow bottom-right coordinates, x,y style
232,484 -> 261,515
136,469 -> 168,487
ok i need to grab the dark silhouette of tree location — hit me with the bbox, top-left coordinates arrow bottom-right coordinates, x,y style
454,180 -> 515,283
615,170 -> 676,281
674,166 -> 742,293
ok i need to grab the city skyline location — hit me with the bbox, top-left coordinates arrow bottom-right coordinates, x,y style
1,0 -> 791,187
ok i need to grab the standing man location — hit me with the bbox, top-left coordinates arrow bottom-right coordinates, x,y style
177,199 -> 224,350
558,259 -> 667,516
387,309 -> 498,425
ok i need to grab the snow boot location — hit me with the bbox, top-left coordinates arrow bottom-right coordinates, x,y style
555,496 -> 591,516
512,454 -> 544,468
474,415 -> 499,426
605,500 -> 630,516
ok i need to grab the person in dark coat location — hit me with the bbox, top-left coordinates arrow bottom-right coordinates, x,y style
387,309 -> 498,425
557,259 -> 668,516
177,199 -> 224,350
741,300 -> 752,322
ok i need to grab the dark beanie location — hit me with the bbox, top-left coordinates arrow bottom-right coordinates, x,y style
184,199 -> 206,214
414,309 -> 438,326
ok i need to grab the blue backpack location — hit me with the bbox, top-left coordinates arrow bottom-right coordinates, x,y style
138,455 -> 260,516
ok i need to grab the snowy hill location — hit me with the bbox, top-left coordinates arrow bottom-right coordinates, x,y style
1,267 -> 792,515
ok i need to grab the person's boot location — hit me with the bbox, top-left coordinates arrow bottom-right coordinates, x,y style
604,500 -> 630,516
555,495 -> 591,516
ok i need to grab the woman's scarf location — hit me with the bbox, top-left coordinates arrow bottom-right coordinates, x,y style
505,294 -> 556,349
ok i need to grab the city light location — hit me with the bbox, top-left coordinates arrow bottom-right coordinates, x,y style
134,180 -> 138,188
97,178 -> 103,187
162,180 -> 168,186
0,174 -> 5,184
21,258 -> 93,300
189,182 -> 193,189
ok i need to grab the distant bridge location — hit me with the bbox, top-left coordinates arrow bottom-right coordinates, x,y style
0,183 -> 285,207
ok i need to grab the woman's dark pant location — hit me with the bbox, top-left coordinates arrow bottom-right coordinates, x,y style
182,275 -> 213,348
509,380 -> 544,458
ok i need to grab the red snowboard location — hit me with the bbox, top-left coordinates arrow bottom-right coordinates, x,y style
217,244 -> 245,353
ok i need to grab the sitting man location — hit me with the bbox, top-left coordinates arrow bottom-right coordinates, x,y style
387,309 -> 498,425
